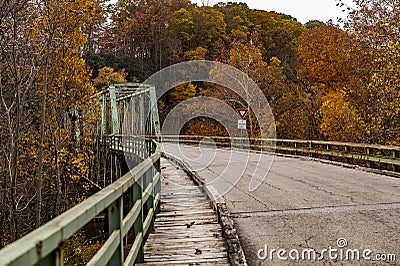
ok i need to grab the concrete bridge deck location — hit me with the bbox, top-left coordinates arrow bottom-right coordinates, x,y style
162,143 -> 400,266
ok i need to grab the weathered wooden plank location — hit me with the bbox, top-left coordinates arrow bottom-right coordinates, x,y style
156,209 -> 215,217
160,204 -> 212,211
144,253 -> 228,262
155,217 -> 217,223
160,194 -> 209,201
138,257 -> 229,265
145,236 -> 227,245
144,246 -> 227,253
160,199 -> 210,204
148,232 -> 223,241
154,220 -> 218,227
143,242 -> 227,251
141,157 -> 229,265
153,225 -> 221,233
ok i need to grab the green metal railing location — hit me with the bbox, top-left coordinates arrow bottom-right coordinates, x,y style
0,136 -> 161,266
161,135 -> 400,174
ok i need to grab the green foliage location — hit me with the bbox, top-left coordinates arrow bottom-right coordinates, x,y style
85,52 -> 150,82
172,8 -> 195,43
214,2 -> 252,34
304,20 -> 325,29
191,6 -> 227,59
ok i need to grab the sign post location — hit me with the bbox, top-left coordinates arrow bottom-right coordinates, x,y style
236,108 -> 248,148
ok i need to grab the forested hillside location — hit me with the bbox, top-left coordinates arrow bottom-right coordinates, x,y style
0,0 -> 399,253
88,0 -> 400,144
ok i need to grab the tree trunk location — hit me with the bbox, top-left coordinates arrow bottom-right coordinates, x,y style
0,156 -> 6,247
36,55 -> 49,228
9,82 -> 22,242
54,128 -> 62,217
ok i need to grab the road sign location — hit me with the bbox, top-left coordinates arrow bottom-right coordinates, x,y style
236,108 -> 248,119
238,119 -> 246,129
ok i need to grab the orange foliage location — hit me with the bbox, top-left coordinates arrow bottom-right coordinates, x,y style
320,91 -> 365,142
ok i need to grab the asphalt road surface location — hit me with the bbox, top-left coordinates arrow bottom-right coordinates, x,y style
161,143 -> 400,266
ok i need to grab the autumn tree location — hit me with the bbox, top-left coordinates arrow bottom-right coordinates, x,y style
339,0 -> 400,144
33,0 -> 101,225
298,25 -> 355,93
249,9 -> 306,81
171,6 -> 226,60
214,2 -> 252,35
319,91 -> 365,141
275,85 -> 322,139
223,31 -> 285,137
172,8 -> 196,52
94,66 -> 128,89
296,24 -> 367,141
0,0 -> 101,244
105,0 -> 191,74
0,0 -> 46,243
304,20 -> 325,29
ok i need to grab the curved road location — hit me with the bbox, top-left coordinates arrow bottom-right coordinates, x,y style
162,143 -> 400,266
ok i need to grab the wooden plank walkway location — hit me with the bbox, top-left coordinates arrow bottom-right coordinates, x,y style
140,157 -> 230,265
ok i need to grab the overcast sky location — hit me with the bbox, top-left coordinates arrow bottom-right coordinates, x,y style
191,0 -> 350,24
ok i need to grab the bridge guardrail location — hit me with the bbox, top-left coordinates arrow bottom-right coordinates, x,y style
0,136 -> 161,266
161,135 -> 400,174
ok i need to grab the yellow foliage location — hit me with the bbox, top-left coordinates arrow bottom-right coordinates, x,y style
184,46 -> 208,61
320,91 -> 365,142
63,230 -> 102,265
29,0 -> 102,208
94,67 -> 128,89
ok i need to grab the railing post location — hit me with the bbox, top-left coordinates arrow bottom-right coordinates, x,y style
149,86 -> 161,140
154,156 -> 161,215
327,144 -> 332,161
133,177 -> 144,263
116,154 -> 120,180
345,145 -> 351,164
367,147 -> 374,168
393,150 -> 400,172
145,168 -> 155,238
139,93 -> 144,136
133,137 -> 137,164
104,135 -> 109,186
146,139 -> 152,157
107,197 -> 123,266
37,245 -> 63,266
110,140 -> 115,183
110,136 -> 120,182
309,141 -> 315,158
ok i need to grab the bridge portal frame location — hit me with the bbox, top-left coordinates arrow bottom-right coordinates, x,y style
99,83 -> 161,139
